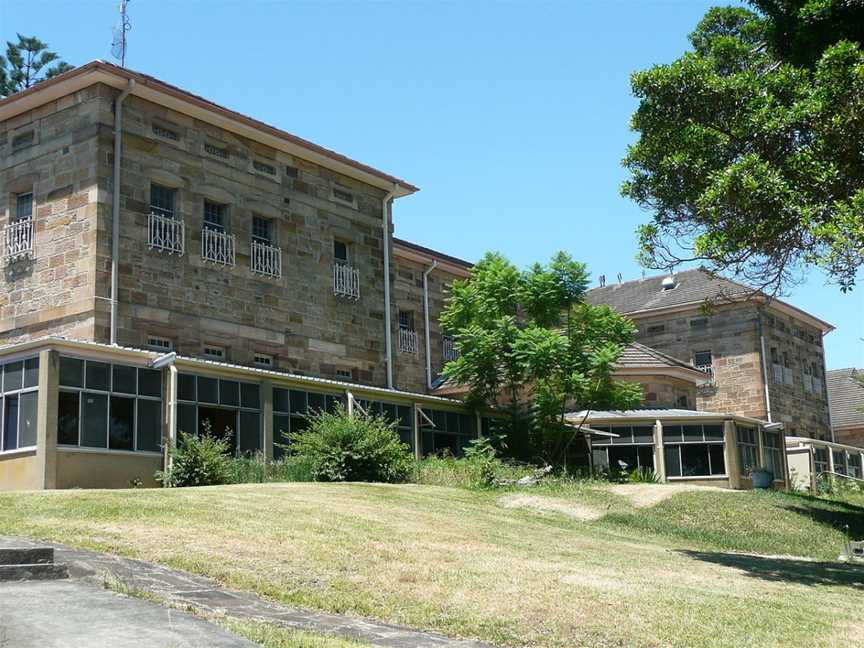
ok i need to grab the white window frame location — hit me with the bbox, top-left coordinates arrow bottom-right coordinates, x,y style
146,336 -> 173,351
203,346 -> 226,361
253,353 -> 274,368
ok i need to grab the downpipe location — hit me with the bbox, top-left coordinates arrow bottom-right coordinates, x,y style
110,80 -> 135,345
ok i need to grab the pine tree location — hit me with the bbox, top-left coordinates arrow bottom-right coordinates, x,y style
0,34 -> 72,98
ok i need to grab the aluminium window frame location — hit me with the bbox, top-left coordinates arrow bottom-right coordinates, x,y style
662,422 -> 727,479
0,356 -> 40,455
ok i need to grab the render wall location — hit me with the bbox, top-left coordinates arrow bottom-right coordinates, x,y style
94,90 -> 393,386
835,426 -> 864,448
0,85 -> 107,344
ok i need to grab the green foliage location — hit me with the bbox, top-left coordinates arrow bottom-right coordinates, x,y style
1,34 -> 72,98
289,405 -> 413,483
440,251 -> 642,466
412,455 -> 534,490
155,428 -> 232,488
623,1 -> 864,293
627,467 -> 661,484
225,452 -> 315,484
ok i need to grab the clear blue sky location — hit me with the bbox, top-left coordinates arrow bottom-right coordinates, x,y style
2,0 -> 861,369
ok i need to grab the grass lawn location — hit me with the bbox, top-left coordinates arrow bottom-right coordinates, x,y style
1,482 -> 862,648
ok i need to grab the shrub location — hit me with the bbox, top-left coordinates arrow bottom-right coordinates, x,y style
412,438 -> 536,490
289,405 -> 413,483
155,427 -> 232,488
225,452 -> 316,484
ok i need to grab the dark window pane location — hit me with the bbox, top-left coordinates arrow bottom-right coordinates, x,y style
18,391 -> 37,448
23,357 -> 39,388
4,362 -> 23,392
383,403 -> 397,422
198,406 -> 237,454
398,428 -> 414,452
241,383 -> 260,409
273,388 -> 290,413
86,362 -> 110,391
58,391 -> 80,445
273,414 -> 292,459
289,390 -> 307,414
177,374 -> 196,401
431,409 -> 446,430
3,395 -> 18,450
398,405 -> 412,428
461,414 -> 477,437
112,365 -> 137,394
709,444 -> 726,475
611,426 -> 633,444
681,444 -> 711,477
239,411 -> 261,453
59,357 -> 84,388
433,432 -> 460,456
632,426 -> 654,444
220,380 -> 240,406
177,403 -> 197,438
637,445 -> 655,470
703,425 -> 724,441
109,396 -> 134,450
308,392 -> 326,413
136,399 -> 162,452
683,425 -> 704,442
446,412 -> 460,433
325,394 -> 342,413
664,445 -> 681,477
609,446 -> 639,472
198,377 -> 219,403
138,369 -> 162,398
81,393 -> 108,448
663,425 -> 683,443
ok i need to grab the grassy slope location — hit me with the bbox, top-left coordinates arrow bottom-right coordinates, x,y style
0,483 -> 862,648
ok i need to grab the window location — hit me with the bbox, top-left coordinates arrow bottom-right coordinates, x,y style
335,368 -> 353,379
15,192 -> 33,222
273,388 -> 343,459
646,324 -> 666,335
252,216 -> 273,245
0,357 -> 39,452
57,356 -> 162,453
736,425 -> 758,476
591,425 -> 655,474
848,453 -> 862,480
814,447 -> 829,475
832,449 -> 847,476
693,350 -> 712,367
399,311 -> 415,331
253,353 -> 273,368
442,334 -> 459,362
285,165 -> 298,178
418,408 -> 478,458
11,130 -> 34,150
203,346 -> 225,361
146,336 -> 173,351
398,311 -> 417,354
334,240 -> 349,264
150,183 -> 176,219
689,318 -> 708,330
252,160 -> 276,176
331,186 -> 355,206
204,142 -> 229,159
662,423 -> 725,477
762,429 -> 784,480
203,201 -> 227,232
152,124 -> 179,141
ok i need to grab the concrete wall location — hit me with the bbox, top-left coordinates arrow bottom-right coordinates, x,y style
54,449 -> 162,489
0,85 -> 107,344
0,451 -> 42,490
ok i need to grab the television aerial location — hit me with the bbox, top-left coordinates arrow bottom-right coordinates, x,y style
110,0 -> 132,67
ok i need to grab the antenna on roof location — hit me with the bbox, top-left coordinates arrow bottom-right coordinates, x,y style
598,274 -> 606,287
111,0 -> 132,67
617,272 -> 623,284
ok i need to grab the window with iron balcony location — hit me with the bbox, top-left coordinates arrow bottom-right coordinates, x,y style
442,334 -> 459,362
398,311 -> 417,354
693,350 -> 714,383
148,183 -> 184,255
332,240 -> 360,299
201,201 -> 235,267
250,216 -> 282,279
4,192 -> 35,262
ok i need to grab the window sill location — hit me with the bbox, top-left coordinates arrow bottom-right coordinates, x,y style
57,446 -> 162,458
0,447 -> 37,458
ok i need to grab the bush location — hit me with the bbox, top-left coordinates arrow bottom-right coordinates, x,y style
412,438 -> 536,489
225,452 -> 316,484
155,428 -> 232,488
289,405 -> 413,483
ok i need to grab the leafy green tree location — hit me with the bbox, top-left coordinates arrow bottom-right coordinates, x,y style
441,251 -> 643,466
0,34 -> 72,98
623,1 -> 864,294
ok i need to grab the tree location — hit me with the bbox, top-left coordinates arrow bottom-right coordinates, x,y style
440,251 -> 643,466
623,1 -> 864,294
0,34 -> 72,98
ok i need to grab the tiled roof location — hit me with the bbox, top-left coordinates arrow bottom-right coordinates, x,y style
618,342 -> 702,373
566,408 -> 768,425
827,368 -> 864,428
584,268 -> 751,314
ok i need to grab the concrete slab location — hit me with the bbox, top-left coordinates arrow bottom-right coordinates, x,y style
0,579 -> 256,648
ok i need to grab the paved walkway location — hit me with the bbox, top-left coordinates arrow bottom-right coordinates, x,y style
0,537 -> 493,648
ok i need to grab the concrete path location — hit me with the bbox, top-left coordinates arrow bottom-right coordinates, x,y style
0,537 -> 493,648
0,579 -> 256,648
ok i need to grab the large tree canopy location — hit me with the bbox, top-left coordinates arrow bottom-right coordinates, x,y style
440,251 -> 642,465
623,0 -> 864,294
0,34 -> 72,98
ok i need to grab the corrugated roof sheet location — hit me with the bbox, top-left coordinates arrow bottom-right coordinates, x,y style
827,368 -> 864,428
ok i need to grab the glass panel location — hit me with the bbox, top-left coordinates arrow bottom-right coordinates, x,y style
273,388 -> 290,413
308,392 -> 326,413
85,361 -> 110,391
637,445 -> 655,470
446,412 -> 460,433
112,365 -> 137,395
58,391 -> 80,445
197,377 -> 219,403
23,357 -> 39,388
592,448 -> 609,469
176,403 -> 197,438
681,444 -> 711,476
632,426 -> 654,444
109,396 -> 135,451
708,444 -> 726,475
289,390 -> 307,414
59,357 -> 84,388
177,373 -> 196,401
81,393 -> 108,448
136,399 -> 162,452
703,425 -> 724,441
461,414 -> 477,437
663,425 -> 683,443
664,445 -> 681,477
219,380 -> 240,406
239,411 -> 261,453
241,383 -> 260,409
398,405 -> 412,428
138,369 -> 162,398
682,425 -> 704,442
325,394 -> 341,413
273,414 -> 292,459
611,426 -> 633,444
609,446 -> 639,472
18,391 -> 37,448
383,403 -> 397,422
3,395 -> 18,450
4,362 -> 23,392
431,409 -> 446,430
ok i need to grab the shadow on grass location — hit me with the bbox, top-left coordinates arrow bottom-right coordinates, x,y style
781,495 -> 864,538
679,550 -> 864,589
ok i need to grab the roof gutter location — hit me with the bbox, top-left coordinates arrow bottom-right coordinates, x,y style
423,260 -> 439,390
110,79 -> 135,346
757,312 -> 773,423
